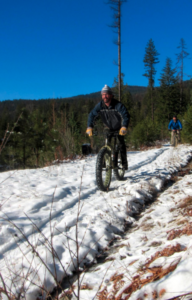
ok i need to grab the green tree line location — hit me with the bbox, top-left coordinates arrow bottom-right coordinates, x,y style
0,38 -> 192,170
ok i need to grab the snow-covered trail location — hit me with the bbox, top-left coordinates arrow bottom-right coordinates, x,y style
0,144 -> 192,299
0,146 -> 168,257
78,162 -> 192,300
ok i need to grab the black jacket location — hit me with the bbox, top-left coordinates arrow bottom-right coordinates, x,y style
87,98 -> 130,131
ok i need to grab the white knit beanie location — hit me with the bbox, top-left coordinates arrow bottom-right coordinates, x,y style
101,84 -> 112,94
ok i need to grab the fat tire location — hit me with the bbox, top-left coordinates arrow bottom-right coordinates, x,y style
173,133 -> 176,147
173,132 -> 178,147
113,150 -> 125,180
96,147 -> 112,191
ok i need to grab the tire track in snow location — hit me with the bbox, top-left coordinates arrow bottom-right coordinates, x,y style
0,187 -> 97,258
0,147 -> 169,258
128,147 -> 169,172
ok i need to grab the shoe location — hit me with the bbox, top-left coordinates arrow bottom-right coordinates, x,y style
122,163 -> 128,170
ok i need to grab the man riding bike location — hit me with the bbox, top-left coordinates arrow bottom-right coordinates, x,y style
86,84 -> 130,170
168,115 -> 182,146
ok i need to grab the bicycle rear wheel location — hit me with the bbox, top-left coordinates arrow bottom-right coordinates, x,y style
96,147 -> 112,191
113,150 -> 125,180
172,132 -> 177,147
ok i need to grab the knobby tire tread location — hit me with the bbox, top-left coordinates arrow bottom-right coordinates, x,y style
113,150 -> 125,181
96,148 -> 111,192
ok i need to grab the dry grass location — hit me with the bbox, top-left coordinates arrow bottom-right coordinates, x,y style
129,259 -> 138,266
149,241 -> 162,247
173,190 -> 180,194
167,222 -> 192,240
144,243 -> 184,268
184,207 -> 192,217
105,256 -> 115,262
115,259 -> 179,300
176,218 -> 188,226
140,235 -> 148,242
59,291 -> 73,300
97,274 -> 125,300
159,288 -> 166,297
178,196 -> 192,209
96,287 -> 108,300
140,222 -> 154,231
80,284 -> 93,290
104,243 -> 184,300
170,207 -> 175,212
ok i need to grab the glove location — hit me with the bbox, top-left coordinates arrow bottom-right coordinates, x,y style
119,127 -> 127,136
86,127 -> 93,137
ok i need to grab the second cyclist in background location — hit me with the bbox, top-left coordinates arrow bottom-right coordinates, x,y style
168,115 -> 182,146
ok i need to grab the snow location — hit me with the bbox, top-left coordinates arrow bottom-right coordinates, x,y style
0,144 -> 192,299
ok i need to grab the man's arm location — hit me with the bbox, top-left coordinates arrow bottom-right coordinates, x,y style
168,120 -> 172,130
117,103 -> 130,128
87,102 -> 101,128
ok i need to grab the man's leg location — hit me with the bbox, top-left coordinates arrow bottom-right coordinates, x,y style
177,130 -> 181,142
171,131 -> 174,146
117,135 -> 128,170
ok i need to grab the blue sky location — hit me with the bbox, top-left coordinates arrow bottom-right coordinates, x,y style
0,0 -> 191,100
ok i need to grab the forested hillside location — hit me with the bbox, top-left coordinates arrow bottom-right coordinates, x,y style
1,39 -> 192,171
0,80 -> 147,169
0,78 -> 192,171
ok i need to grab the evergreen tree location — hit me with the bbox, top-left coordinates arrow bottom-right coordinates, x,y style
182,105 -> 192,143
108,0 -> 127,102
112,74 -> 132,106
13,109 -> 33,168
130,117 -> 160,148
159,58 -> 177,87
176,38 -> 190,111
158,58 -> 180,120
112,73 -> 134,122
143,39 -> 159,121
30,109 -> 58,167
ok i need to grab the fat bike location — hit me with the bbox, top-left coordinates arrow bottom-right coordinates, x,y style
95,131 -> 127,192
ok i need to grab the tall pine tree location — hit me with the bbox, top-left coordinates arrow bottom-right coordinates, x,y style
143,39 -> 159,122
176,38 -> 190,111
108,0 -> 127,102
158,58 -> 180,120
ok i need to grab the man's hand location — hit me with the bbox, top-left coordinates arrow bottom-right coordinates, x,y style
86,127 -> 93,137
119,127 -> 127,136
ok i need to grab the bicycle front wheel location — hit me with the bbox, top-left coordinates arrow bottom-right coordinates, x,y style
96,147 -> 112,191
113,150 -> 125,180
172,132 -> 177,147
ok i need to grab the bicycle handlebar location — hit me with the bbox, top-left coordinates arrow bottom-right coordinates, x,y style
104,130 -> 120,137
169,129 -> 182,131
93,130 -> 120,137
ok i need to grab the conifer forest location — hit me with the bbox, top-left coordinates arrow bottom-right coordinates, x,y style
0,38 -> 192,171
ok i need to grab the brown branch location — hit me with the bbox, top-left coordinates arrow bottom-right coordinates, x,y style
0,112 -> 23,155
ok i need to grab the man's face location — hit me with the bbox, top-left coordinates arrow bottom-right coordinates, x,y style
102,92 -> 113,105
173,117 -> 177,122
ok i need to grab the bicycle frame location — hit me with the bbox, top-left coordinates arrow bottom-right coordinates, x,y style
101,131 -> 121,170
95,130 -> 125,191
171,130 -> 180,147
